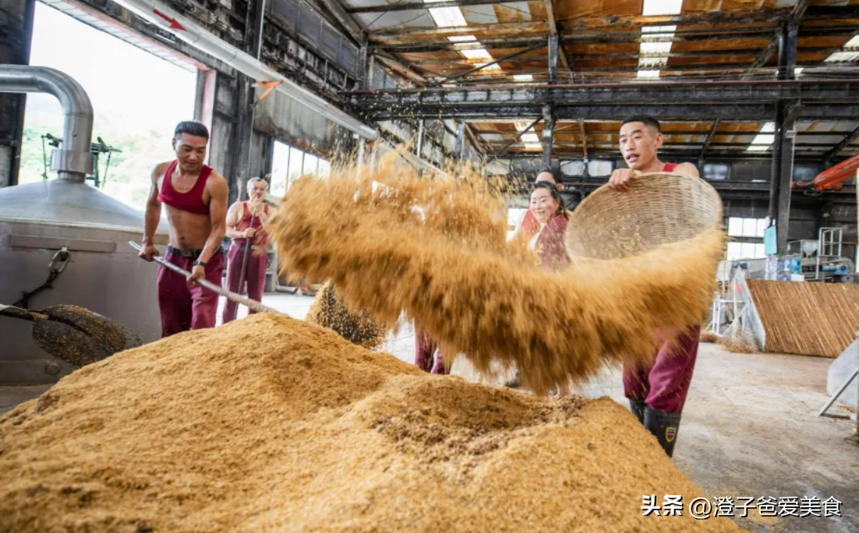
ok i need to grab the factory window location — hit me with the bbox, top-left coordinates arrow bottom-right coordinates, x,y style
20,3 -> 197,208
270,142 -> 291,197
288,147 -> 304,183
559,160 -> 613,177
588,160 -> 614,177
560,160 -> 584,176
726,217 -> 768,259
318,159 -> 331,178
727,242 -> 766,260
303,153 -> 319,175
269,140 -> 330,197
703,163 -> 729,180
727,217 -> 767,238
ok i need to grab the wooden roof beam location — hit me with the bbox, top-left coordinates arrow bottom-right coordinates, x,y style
741,37 -> 780,80
742,0 -> 808,81
375,55 -> 427,86
429,42 -> 546,85
368,8 -> 796,36
698,118 -> 721,166
578,118 -> 588,161
543,0 -> 573,79
492,116 -> 542,158
407,45 -> 853,66
371,28 -> 818,52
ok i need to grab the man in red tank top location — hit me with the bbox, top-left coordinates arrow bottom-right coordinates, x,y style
222,178 -> 271,323
608,115 -> 702,458
137,121 -> 229,337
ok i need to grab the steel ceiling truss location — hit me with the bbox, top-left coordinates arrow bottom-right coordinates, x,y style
348,80 -> 859,120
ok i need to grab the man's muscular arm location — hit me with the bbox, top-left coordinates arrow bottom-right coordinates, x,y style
187,173 -> 229,283
139,163 -> 167,261
225,202 -> 247,240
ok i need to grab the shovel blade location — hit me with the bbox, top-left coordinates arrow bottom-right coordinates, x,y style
31,319 -> 112,367
41,304 -> 143,352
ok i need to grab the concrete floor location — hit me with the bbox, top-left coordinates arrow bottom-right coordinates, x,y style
2,292 -> 857,532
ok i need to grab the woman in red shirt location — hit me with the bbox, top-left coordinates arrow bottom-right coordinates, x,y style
526,181 -> 570,272
505,181 -> 571,388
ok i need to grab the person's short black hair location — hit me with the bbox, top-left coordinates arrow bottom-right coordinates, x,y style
536,168 -> 555,181
174,121 -> 210,141
621,115 -> 661,134
532,180 -> 561,199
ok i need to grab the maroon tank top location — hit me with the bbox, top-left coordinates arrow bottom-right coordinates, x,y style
662,162 -> 678,172
233,202 -> 269,247
157,160 -> 213,215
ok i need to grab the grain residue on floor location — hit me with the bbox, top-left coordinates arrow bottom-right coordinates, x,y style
0,314 -> 740,532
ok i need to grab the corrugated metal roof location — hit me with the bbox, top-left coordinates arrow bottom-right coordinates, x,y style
345,0 -> 859,157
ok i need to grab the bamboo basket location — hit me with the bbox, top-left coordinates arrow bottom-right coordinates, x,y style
565,172 -> 723,260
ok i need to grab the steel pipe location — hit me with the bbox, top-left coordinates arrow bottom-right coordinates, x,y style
0,65 -> 94,182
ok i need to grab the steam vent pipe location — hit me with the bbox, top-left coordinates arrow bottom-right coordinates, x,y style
0,65 -> 94,182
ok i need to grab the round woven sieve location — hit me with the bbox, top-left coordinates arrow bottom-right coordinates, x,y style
564,172 -> 723,260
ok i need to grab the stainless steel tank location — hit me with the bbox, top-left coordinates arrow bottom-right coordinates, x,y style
0,66 -> 167,384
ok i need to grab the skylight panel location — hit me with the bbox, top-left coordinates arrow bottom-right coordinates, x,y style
427,6 -> 467,27
746,122 -> 776,152
642,0 -> 683,16
461,48 -> 493,60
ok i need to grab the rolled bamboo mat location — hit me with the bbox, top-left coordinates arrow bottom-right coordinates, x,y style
747,280 -> 859,358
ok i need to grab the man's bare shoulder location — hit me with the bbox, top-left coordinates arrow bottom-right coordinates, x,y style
673,162 -> 700,179
206,170 -> 229,198
152,161 -> 173,180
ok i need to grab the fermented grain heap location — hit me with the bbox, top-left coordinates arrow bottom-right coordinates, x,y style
270,159 -> 724,395
0,314 -> 740,532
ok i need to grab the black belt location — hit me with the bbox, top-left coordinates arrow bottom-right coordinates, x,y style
166,245 -> 224,258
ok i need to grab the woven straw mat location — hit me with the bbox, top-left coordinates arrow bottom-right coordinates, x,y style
564,172 -> 723,261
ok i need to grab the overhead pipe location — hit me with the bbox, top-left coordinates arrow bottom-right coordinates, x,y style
111,0 -> 444,173
0,65 -> 94,182
111,0 -> 376,138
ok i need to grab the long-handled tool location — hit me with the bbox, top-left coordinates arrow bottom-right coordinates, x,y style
129,242 -> 279,314
230,211 -> 257,322
0,303 -> 143,367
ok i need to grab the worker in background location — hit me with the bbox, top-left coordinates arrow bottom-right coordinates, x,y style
608,115 -> 700,458
511,168 -> 556,244
506,181 -> 571,389
527,181 -> 570,272
138,121 -> 228,338
222,178 -> 271,323
414,331 -> 446,375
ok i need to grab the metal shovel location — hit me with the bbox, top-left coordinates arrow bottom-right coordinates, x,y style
0,303 -> 143,367
128,242 -> 279,314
